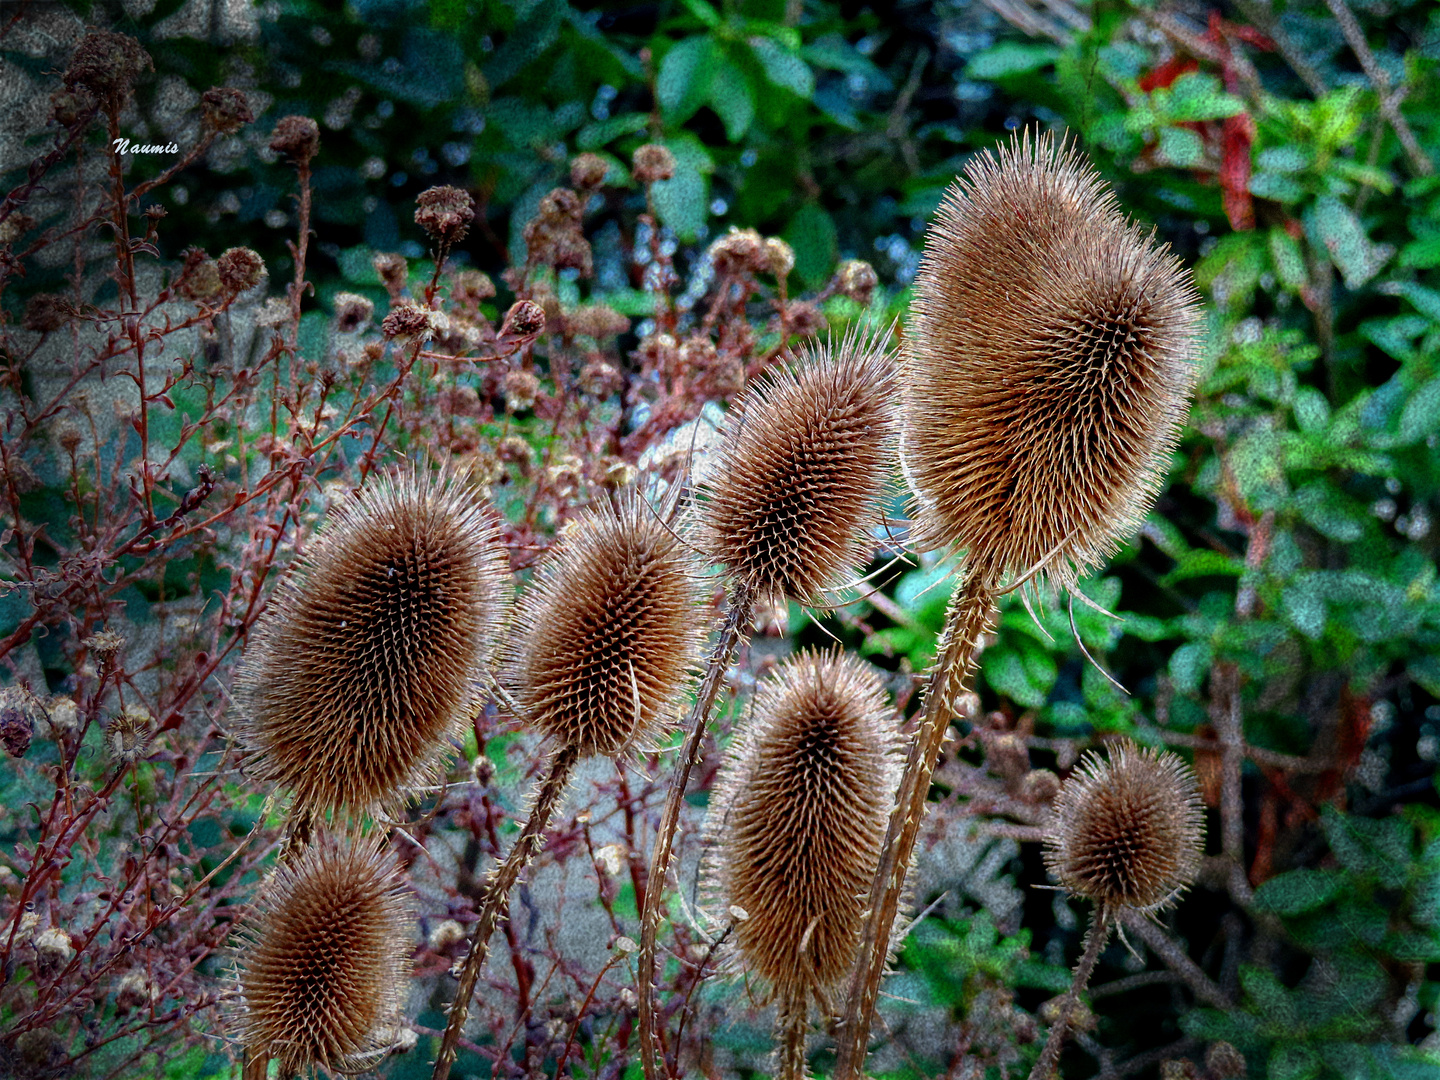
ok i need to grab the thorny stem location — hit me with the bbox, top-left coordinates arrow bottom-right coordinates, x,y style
777,992 -> 810,1080
433,743 -> 580,1080
834,571 -> 998,1080
1028,904 -> 1111,1080
637,582 -> 755,1080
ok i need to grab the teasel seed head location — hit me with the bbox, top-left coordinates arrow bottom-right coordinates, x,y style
1043,741 -> 1204,914
232,833 -> 412,1076
702,650 -> 901,1004
697,331 -> 899,606
507,491 -> 703,758
903,130 -> 1202,591
235,466 -> 510,820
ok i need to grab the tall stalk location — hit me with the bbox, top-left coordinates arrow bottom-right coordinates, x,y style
1028,904 -> 1110,1080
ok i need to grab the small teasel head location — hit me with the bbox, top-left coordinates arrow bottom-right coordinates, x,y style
105,708 -> 154,765
1043,741 -> 1204,914
697,329 -> 899,607
702,650 -> 901,1005
234,465 -> 510,820
231,833 -> 412,1076
507,491 -> 703,757
903,130 -> 1202,592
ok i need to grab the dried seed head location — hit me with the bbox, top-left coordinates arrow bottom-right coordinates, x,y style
500,299 -> 547,339
201,86 -> 253,133
702,650 -> 900,1002
452,270 -> 495,305
632,143 -> 675,184
1044,741 -> 1204,913
764,237 -> 795,280
64,31 -> 151,108
709,228 -> 767,278
502,369 -> 540,412
381,302 -> 435,343
903,131 -> 1202,590
373,252 -> 409,295
216,247 -> 265,294
33,927 -> 74,972
178,248 -> 223,301
22,294 -> 69,334
105,708 -> 154,764
333,291 -> 375,334
836,259 -> 878,306
564,303 -> 630,340
232,834 -> 412,1076
269,114 -> 320,162
414,185 -> 475,249
697,331 -> 898,605
234,467 -> 510,819
0,686 -> 38,758
507,492 -> 702,757
570,152 -> 610,191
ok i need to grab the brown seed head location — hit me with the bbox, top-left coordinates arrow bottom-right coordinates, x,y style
216,247 -> 265,294
702,650 -> 900,1002
836,259 -> 878,306
507,492 -> 702,757
333,291 -> 375,334
903,130 -> 1202,590
501,299 -> 546,339
234,467 -> 510,819
697,331 -> 898,605
764,237 -> 795,280
201,87 -> 253,134
178,248 -> 223,301
373,252 -> 409,295
570,152 -> 611,191
709,228 -> 767,278
565,303 -> 630,340
501,369 -> 540,412
0,687 -> 38,758
414,185 -> 475,248
1044,741 -> 1204,913
632,143 -> 676,184
381,302 -> 434,342
269,114 -> 320,162
105,708 -> 154,764
23,294 -> 69,333
233,834 -> 412,1076
64,31 -> 151,108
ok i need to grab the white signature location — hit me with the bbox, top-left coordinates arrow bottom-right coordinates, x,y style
112,138 -> 179,155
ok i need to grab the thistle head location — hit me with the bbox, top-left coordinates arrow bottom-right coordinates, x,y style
1044,741 -> 1205,914
232,834 -> 412,1076
235,466 -> 510,819
507,491 -> 703,758
697,331 -> 899,606
903,130 -> 1202,591
702,650 -> 900,1004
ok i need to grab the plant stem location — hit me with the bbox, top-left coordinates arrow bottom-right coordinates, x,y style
833,571 -> 997,1080
1028,904 -> 1111,1080
777,992 -> 809,1080
637,582 -> 755,1080
432,743 -> 580,1080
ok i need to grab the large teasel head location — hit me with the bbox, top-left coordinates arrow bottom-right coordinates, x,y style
232,833 -> 413,1076
903,130 -> 1202,591
697,331 -> 899,607
235,466 -> 510,819
506,491 -> 703,758
1043,741 -> 1205,915
701,650 -> 901,1006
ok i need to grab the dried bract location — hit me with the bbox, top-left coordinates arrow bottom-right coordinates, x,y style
216,247 -> 265,294
903,131 -> 1202,590
269,115 -> 320,163
201,87 -> 253,134
570,152 -> 610,191
632,143 -> 676,184
63,31 -> 151,109
415,186 -> 475,249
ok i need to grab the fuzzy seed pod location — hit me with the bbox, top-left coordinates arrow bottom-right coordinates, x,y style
697,331 -> 898,606
414,185 -> 475,248
333,292 -> 375,334
201,86 -> 253,133
632,143 -> 676,184
507,492 -> 702,758
235,467 -> 510,819
702,650 -> 901,1004
269,115 -> 320,162
1044,741 -> 1204,913
903,131 -> 1202,590
105,708 -> 154,764
216,247 -> 265,294
232,834 -> 412,1076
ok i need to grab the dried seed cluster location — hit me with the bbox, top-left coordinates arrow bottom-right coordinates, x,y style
1044,741 -> 1205,913
507,493 -> 702,757
235,468 -> 509,818
703,651 -> 900,1003
903,131 -> 1202,590
698,333 -> 898,605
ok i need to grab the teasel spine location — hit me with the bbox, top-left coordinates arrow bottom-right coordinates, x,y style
778,993 -> 810,1080
833,571 -> 999,1078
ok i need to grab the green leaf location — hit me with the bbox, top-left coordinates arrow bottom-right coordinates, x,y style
1409,656 -> 1440,697
658,35 -> 720,123
707,59 -> 755,141
1249,172 -> 1306,203
1160,549 -> 1246,586
748,36 -> 814,97
1269,1044 -> 1322,1080
1308,196 -> 1390,289
1398,282 -> 1440,323
678,0 -> 721,27
577,112 -> 650,151
1169,640 -> 1212,695
1166,72 -> 1246,121
785,203 -> 838,288
1252,868 -> 1344,915
965,42 -> 1059,79
1159,125 -> 1204,167
1292,386 -> 1329,433
1293,481 -> 1365,542
1400,236 -> 1440,269
1400,379 -> 1440,445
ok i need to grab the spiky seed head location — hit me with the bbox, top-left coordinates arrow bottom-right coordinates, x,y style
232,834 -> 412,1076
702,650 -> 900,1003
903,130 -> 1203,591
697,332 -> 899,606
507,493 -> 702,757
105,708 -> 154,764
235,467 -> 510,819
1044,741 -> 1204,913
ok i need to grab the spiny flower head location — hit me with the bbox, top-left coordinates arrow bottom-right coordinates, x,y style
702,650 -> 900,1003
697,331 -> 899,606
1044,741 -> 1204,913
903,130 -> 1202,591
235,466 -> 510,819
232,834 -> 412,1076
507,492 -> 702,757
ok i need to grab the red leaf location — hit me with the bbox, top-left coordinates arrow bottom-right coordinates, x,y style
1139,56 -> 1199,92
1221,112 -> 1256,231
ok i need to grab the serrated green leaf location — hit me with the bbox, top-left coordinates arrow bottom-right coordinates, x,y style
1308,196 -> 1390,289
1252,868 -> 1344,915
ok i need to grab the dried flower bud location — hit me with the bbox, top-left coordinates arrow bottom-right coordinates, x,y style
698,329 -> 898,605
565,303 -> 630,340
783,300 -> 824,339
34,927 -> 75,972
632,143 -> 676,184
234,468 -> 510,818
427,919 -> 466,952
982,730 -> 1029,781
502,369 -> 540,412
452,269 -> 495,305
114,969 -> 157,1013
22,294 -> 68,334
217,247 -> 265,294
0,687 -> 37,758
1206,1042 -> 1247,1078
233,834 -> 412,1076
50,88 -> 96,128
177,248 -> 222,301
579,360 -> 622,399
201,86 -> 253,133
64,31 -> 151,108
1020,768 -> 1061,805
904,131 -> 1202,590
836,259 -> 878,306
0,213 -> 35,244
106,708 -> 154,764
764,237 -> 795,280
84,630 -> 125,659
497,435 -> 536,472
333,291 -> 375,334
373,252 -> 408,295
701,650 -> 900,1004
381,302 -> 434,343
414,185 -> 474,248
709,228 -> 767,278
500,299 -> 546,339
570,152 -> 610,191
1044,741 -> 1204,914
47,696 -> 79,733
269,114 -> 320,162
523,188 -> 592,275
507,492 -> 703,757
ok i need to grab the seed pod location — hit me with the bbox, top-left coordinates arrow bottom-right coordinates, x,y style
507,492 -> 702,757
697,332 -> 898,606
702,650 -> 901,1004
1044,741 -> 1204,913
903,131 -> 1202,591
232,834 -> 412,1076
235,467 -> 510,819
